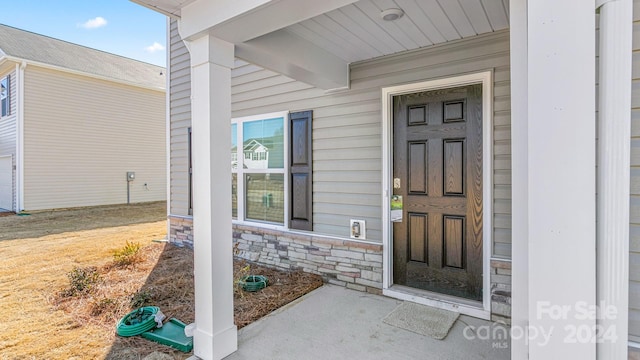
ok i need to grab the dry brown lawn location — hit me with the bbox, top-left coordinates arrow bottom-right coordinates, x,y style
0,203 -> 168,359
0,202 -> 322,359
0,201 -> 167,241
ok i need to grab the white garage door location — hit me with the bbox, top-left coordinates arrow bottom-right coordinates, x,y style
0,155 -> 12,211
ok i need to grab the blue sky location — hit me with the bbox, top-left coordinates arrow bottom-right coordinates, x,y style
243,118 -> 284,142
232,118 -> 285,148
0,1 -> 167,67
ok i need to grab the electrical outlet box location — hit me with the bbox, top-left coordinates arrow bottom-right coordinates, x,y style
350,219 -> 366,240
127,172 -> 135,182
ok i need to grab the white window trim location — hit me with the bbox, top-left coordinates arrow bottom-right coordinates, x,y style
381,71 -> 494,320
232,111 -> 289,229
1,75 -> 9,118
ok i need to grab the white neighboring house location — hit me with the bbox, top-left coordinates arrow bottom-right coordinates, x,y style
242,139 -> 269,169
0,24 -> 166,212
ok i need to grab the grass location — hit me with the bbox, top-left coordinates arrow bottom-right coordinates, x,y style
112,241 -> 143,266
59,240 -> 195,359
62,266 -> 102,296
0,201 -> 167,241
0,220 -> 167,359
0,202 -> 323,359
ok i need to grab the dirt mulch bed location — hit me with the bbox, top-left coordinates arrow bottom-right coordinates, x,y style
53,242 -> 323,359
232,259 -> 324,329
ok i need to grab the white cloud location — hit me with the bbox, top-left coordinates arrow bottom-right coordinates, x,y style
78,17 -> 107,29
145,42 -> 165,53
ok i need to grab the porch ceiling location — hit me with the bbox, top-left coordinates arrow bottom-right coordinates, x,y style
284,0 -> 510,63
134,0 -> 509,89
135,0 -> 509,63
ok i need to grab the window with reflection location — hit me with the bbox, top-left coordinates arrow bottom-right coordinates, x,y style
231,113 -> 287,224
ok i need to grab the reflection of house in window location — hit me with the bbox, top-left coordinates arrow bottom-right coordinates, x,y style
243,139 -> 269,169
231,150 -> 238,170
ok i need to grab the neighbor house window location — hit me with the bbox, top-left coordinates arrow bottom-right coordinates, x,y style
232,112 -> 287,224
1,76 -> 10,117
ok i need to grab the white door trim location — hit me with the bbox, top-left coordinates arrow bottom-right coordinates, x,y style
0,154 -> 13,211
381,71 -> 494,319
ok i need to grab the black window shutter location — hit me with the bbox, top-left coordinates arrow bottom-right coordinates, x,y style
289,110 -> 313,231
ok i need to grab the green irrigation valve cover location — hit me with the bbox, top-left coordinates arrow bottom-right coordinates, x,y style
141,318 -> 194,353
116,306 -> 164,337
240,275 -> 268,292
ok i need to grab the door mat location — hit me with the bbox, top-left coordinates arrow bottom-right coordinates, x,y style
382,302 -> 459,340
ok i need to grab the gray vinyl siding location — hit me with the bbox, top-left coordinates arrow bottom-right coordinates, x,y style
231,30 -> 511,246
168,20 -> 192,216
168,25 -> 510,247
22,66 -> 166,210
0,69 -> 17,211
629,0 -> 640,342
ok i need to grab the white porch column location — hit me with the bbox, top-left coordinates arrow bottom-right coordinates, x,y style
509,0 -> 529,357
189,33 -> 237,360
511,1 -> 596,359
596,0 -> 632,358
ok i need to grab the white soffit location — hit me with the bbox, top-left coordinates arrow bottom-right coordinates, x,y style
134,0 -> 509,61
234,0 -> 509,89
130,0 -> 196,18
133,0 -> 509,90
286,0 -> 510,63
181,0 -> 360,42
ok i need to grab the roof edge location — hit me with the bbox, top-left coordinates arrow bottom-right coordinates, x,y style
0,55 -> 21,74
130,0 -> 181,19
1,55 -> 166,92
0,24 -> 165,70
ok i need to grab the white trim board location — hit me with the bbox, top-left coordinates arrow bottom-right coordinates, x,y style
383,286 -> 490,320
165,17 -> 172,239
381,71 -> 494,319
0,154 -> 13,211
16,62 -> 24,212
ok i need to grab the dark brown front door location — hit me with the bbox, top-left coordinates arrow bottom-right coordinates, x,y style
392,84 -> 483,302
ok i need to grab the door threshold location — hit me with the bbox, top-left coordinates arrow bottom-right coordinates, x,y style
383,285 -> 490,320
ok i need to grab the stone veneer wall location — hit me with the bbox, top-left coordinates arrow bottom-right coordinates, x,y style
167,217 -> 512,321
490,259 -> 512,324
168,216 -> 193,247
233,224 -> 384,294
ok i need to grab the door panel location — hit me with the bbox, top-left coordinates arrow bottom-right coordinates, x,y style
393,84 -> 483,302
444,139 -> 465,195
443,100 -> 466,122
408,141 -> 427,194
444,215 -> 465,269
409,213 -> 428,263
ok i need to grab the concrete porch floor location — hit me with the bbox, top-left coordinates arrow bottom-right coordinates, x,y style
224,285 -> 510,360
